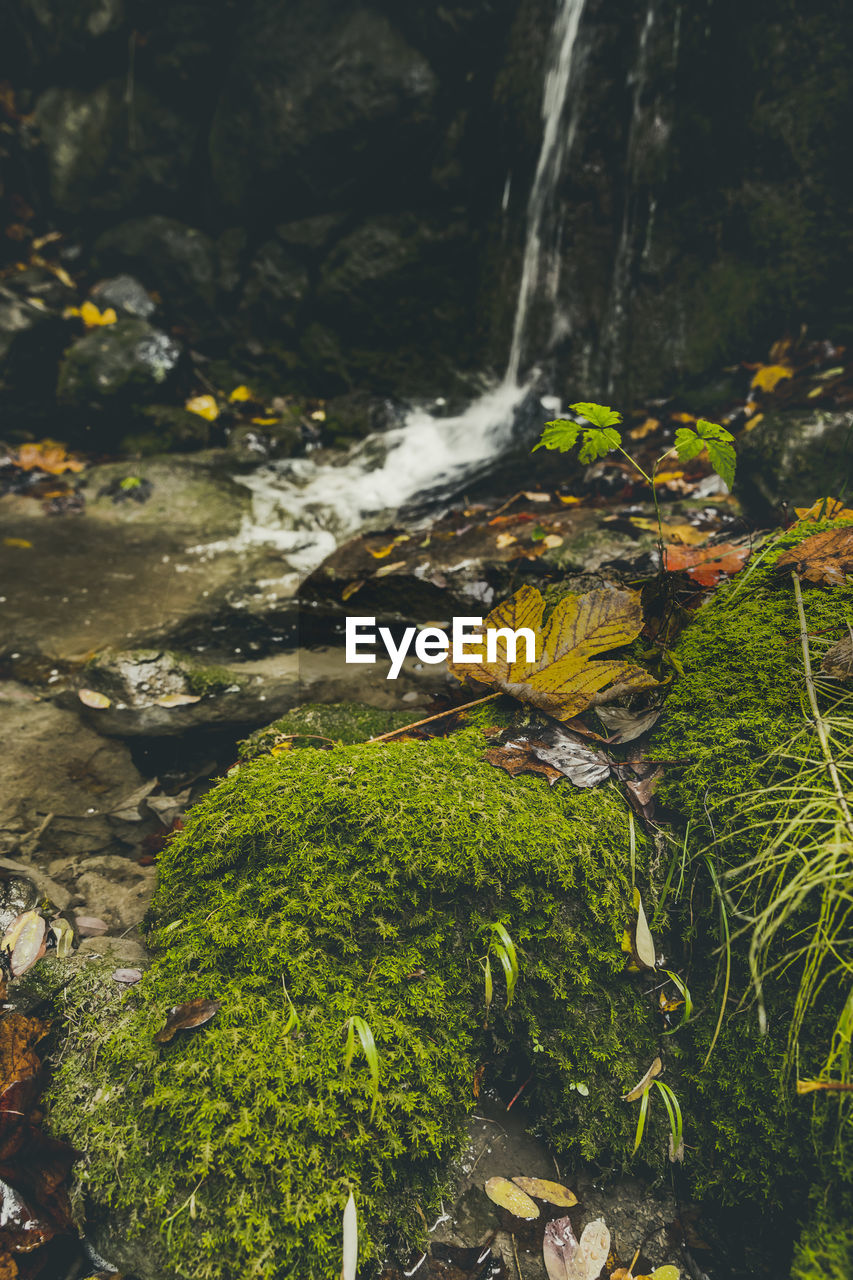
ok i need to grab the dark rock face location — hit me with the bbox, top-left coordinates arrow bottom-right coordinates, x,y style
57,318 -> 182,408
736,409 -> 853,521
4,0 -> 852,404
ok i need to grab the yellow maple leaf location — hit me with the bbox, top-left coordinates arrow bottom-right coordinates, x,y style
229,385 -> 253,402
447,585 -> 656,721
794,497 -> 853,523
751,364 -> 793,393
629,517 -> 708,546
185,395 -> 220,421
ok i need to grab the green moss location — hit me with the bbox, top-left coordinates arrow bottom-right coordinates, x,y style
47,726 -> 660,1279
183,660 -> 244,697
238,701 -> 418,759
791,1198 -> 853,1280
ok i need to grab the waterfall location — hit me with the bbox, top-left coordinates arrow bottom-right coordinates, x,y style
505,0 -> 587,387
201,0 -> 588,579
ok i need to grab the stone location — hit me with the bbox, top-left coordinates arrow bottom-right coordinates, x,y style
56,318 -> 182,408
90,275 -> 156,320
73,861 -> 156,931
237,238 -> 310,340
735,408 -> 853,521
76,936 -> 148,967
209,0 -> 438,219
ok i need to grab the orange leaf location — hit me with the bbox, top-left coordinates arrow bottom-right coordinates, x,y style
663,541 -> 751,585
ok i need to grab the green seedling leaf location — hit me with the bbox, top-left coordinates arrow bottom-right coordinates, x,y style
342,1016 -> 380,1119
483,954 -> 493,1012
655,1081 -> 684,1159
341,1191 -> 357,1280
578,426 -> 621,463
662,969 -> 693,1033
511,1176 -> 577,1207
484,1176 -> 539,1220
632,1087 -> 650,1154
674,419 -> 736,489
570,402 -> 623,430
534,419 -> 582,453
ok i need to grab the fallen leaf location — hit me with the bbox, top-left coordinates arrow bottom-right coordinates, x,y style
651,1268 -> 680,1280
595,705 -> 660,743
776,526 -> 853,586
229,385 -> 253,402
751,364 -> 793,393
542,534 -> 565,549
74,916 -> 108,937
185,395 -> 220,421
49,918 -> 74,960
544,1216 -> 579,1280
623,763 -> 664,812
2,537 -> 32,549
623,1057 -> 663,1102
573,1218 -> 611,1280
523,491 -> 552,503
670,411 -> 696,424
341,580 -> 364,601
112,969 -> 143,985
632,888 -> 656,970
743,413 -> 764,431
2,912 -> 47,977
483,743 -> 564,787
251,416 -> 280,426
794,498 -> 853,523
526,727 -> 611,787
511,1177 -> 577,1207
629,518 -> 707,546
447,585 -> 656,722
630,417 -> 660,440
797,1079 -> 853,1094
154,693 -> 202,707
496,532 -> 517,549
483,1176 -> 539,1220
78,300 -> 117,328
368,543 -> 396,559
663,542 -> 751,585
154,998 -> 221,1045
145,789 -> 191,827
558,494 -> 582,505
821,633 -> 853,680
78,688 -> 111,709
375,560 -> 407,578
109,779 -> 159,822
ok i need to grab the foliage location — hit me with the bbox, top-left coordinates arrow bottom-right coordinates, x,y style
45,727 -> 660,1280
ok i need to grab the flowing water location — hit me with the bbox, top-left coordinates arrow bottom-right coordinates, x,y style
209,0 -> 588,579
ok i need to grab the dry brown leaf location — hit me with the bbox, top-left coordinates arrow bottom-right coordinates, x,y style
483,743 -> 564,787
794,498 -> 853,523
821,633 -> 853,680
154,998 -> 222,1045
447,585 -> 655,722
663,542 -> 751,585
544,1216 -> 578,1280
623,1057 -> 663,1101
776,526 -> 853,586
12,440 -> 85,475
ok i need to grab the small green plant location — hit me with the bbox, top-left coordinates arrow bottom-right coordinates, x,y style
482,922 -> 519,1022
342,1016 -> 380,1120
631,1078 -> 684,1158
534,401 -> 736,547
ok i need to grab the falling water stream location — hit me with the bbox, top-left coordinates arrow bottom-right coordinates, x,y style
206,0 -> 588,580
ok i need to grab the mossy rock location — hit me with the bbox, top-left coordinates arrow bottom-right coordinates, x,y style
238,700 -> 419,759
649,519 -> 853,1232
46,726 -> 661,1279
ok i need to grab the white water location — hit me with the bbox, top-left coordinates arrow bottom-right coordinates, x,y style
208,0 -> 587,579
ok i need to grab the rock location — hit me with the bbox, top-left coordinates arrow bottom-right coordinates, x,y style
72,859 -> 156,931
121,404 -> 212,455
93,217 -> 218,340
0,872 -> 38,934
735,408 -> 853,520
45,724 -> 659,1278
76,936 -> 148,968
237,238 -> 310,341
0,284 -> 52,364
14,0 -> 125,59
225,420 -> 301,465
90,275 -> 156,320
57,318 -> 182,409
323,390 -> 406,442
34,82 -> 196,216
209,0 -> 438,219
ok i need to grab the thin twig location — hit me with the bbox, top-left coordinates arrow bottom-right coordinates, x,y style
368,693 -> 501,743
792,571 -> 853,837
511,1234 -> 524,1280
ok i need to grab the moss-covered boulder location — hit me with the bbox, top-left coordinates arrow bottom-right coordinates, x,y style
46,724 -> 661,1279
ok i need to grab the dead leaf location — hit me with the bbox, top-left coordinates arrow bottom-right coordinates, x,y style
523,491 -> 552,503
629,417 -> 660,440
154,998 -> 221,1045
630,518 -> 707,546
821,633 -> 853,680
145,789 -> 191,827
74,916 -> 108,937
368,543 -> 396,559
229,385 -> 253,402
341,580 -> 364,601
12,441 -> 85,476
542,534 -> 565,549
185,395 -> 220,421
544,1216 -> 579,1280
511,1177 -> 577,1207
49,918 -> 74,960
797,1079 -> 853,1094
623,763 -> 664,812
651,1268 -> 680,1280
557,494 -> 582,506
1,912 -> 47,977
447,585 -> 655,722
496,532 -> 517,549
483,743 -> 564,787
375,560 -> 407,578
776,526 -> 853,587
483,1177 -> 539,1220
154,693 -> 202,707
595,705 -> 660,743
109,779 -> 159,821
112,969 -> 143,985
632,888 -> 656,970
751,364 -> 793,393
525,727 -> 611,788
2,537 -> 31,549
78,688 -> 111,710
663,542 -> 751,585
794,498 -> 853,523
623,1057 -> 663,1101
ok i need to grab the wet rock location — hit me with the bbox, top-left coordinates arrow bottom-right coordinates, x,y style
209,0 -> 438,219
121,404 -> 212,455
76,935 -> 148,966
226,419 -> 301,465
70,857 -> 156,932
34,83 -> 196,217
324,390 -> 406,442
57,318 -> 182,409
0,872 -> 38,934
90,275 -> 156,320
0,284 -> 52,363
237,238 -> 311,341
93,217 -> 218,340
736,408 -> 853,520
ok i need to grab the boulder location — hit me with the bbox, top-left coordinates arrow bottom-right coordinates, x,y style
735,408 -> 853,521
208,0 -> 438,219
57,318 -> 182,408
45,720 -> 659,1277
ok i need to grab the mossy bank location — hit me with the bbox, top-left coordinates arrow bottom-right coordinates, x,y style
46,721 -> 661,1279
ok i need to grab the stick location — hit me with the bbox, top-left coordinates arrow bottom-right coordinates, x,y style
511,1234 -> 524,1280
368,693 -> 501,743
792,571 -> 853,836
